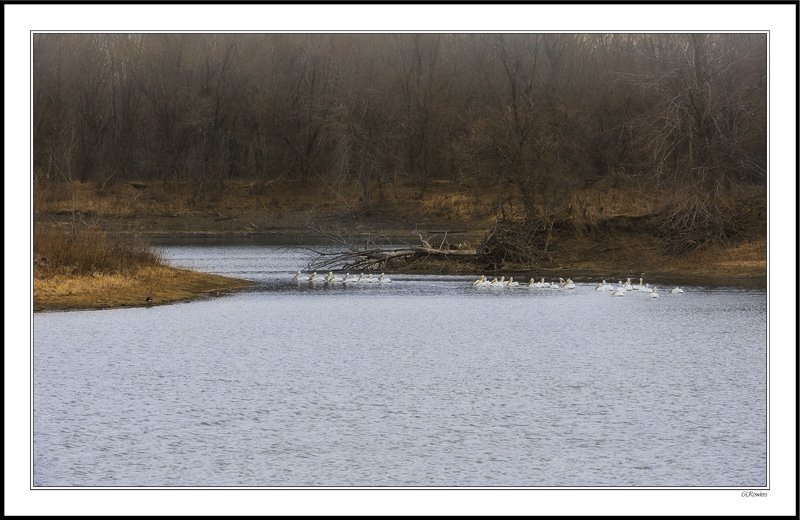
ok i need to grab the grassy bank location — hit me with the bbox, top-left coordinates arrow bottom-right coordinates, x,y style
33,224 -> 254,312
34,265 -> 253,312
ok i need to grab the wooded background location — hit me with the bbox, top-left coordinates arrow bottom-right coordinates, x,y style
33,33 -> 766,214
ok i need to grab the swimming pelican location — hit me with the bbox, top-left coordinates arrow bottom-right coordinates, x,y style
560,278 -> 576,289
506,277 -> 519,287
595,280 -> 613,291
327,272 -> 344,283
670,287 -> 684,294
308,271 -> 322,282
612,288 -> 626,297
473,275 -> 486,286
293,270 -> 311,281
623,278 -> 633,291
649,286 -> 659,298
378,273 -> 392,283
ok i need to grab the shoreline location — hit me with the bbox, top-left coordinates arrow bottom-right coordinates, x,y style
33,234 -> 765,313
143,229 -> 766,281
33,187 -> 766,312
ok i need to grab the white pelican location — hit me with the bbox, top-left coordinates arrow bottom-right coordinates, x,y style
473,275 -> 487,286
595,280 -> 613,291
378,273 -> 392,283
649,286 -> 659,298
670,287 -> 684,294
635,278 -> 647,291
293,271 -> 311,281
526,277 -> 546,288
623,278 -> 633,291
612,288 -> 626,297
327,272 -> 344,283
343,273 -> 358,283
506,277 -> 519,287
560,278 -> 576,289
308,271 -> 323,282
490,276 -> 505,288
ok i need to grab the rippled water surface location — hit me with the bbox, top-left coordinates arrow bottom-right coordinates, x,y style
33,244 -> 767,487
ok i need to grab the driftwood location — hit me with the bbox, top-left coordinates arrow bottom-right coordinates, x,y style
303,225 -> 478,271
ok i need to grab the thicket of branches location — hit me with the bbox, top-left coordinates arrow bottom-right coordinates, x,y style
34,33 -> 766,252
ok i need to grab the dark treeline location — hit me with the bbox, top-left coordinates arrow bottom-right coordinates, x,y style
34,33 -> 766,227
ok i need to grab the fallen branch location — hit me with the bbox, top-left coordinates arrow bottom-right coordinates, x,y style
302,225 -> 478,271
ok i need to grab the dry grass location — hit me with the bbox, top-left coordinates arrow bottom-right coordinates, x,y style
33,221 -> 254,311
417,192 -> 489,222
34,265 -> 253,311
673,238 -> 767,276
34,223 -> 162,275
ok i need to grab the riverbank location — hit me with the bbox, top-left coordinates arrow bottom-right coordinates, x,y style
33,178 -> 766,311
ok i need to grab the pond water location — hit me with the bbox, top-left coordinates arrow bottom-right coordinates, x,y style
33,243 -> 767,487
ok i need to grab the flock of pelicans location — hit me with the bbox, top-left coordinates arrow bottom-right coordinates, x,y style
293,271 -> 393,284
294,271 -> 685,297
470,276 -> 685,298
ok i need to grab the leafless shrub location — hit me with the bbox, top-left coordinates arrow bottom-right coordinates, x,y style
651,181 -> 753,256
477,214 -> 557,269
